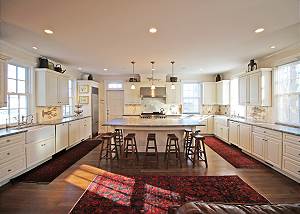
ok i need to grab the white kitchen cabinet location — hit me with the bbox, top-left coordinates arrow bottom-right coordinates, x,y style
166,82 -> 181,104
214,116 -> 229,142
0,58 -> 7,107
238,68 -> 272,106
202,82 -> 216,105
201,116 -> 214,134
216,80 -> 230,105
229,121 -> 239,146
124,82 -> 141,104
0,133 -> 26,184
69,119 -> 82,147
26,137 -> 55,168
238,75 -> 249,105
252,132 -> 265,160
58,76 -> 69,105
80,117 -> 92,140
55,123 -> 69,153
239,123 -> 251,153
36,68 -> 69,106
265,136 -> 282,168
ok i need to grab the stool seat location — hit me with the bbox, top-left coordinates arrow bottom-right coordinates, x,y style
101,132 -> 115,139
191,133 -> 205,139
147,133 -> 156,140
184,129 -> 192,133
124,133 -> 135,140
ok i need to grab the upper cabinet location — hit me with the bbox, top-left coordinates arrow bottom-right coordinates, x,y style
202,80 -> 230,105
238,68 -> 272,106
202,82 -> 216,105
124,82 -> 141,104
0,58 -> 7,107
216,80 -> 230,105
166,82 -> 181,104
36,68 -> 69,106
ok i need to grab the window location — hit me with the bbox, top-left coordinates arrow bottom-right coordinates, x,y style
0,64 -> 29,125
230,78 -> 246,117
182,83 -> 201,114
274,61 -> 300,126
62,80 -> 75,117
107,81 -> 123,90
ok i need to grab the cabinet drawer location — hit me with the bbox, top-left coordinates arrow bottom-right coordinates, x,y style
283,141 -> 300,162
0,143 -> 25,165
253,126 -> 282,140
0,133 -> 25,148
0,155 -> 26,182
282,156 -> 300,180
283,133 -> 300,144
26,137 -> 55,167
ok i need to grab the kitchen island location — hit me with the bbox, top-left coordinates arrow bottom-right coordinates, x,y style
103,115 -> 210,152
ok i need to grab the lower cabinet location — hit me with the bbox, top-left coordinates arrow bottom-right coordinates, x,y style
239,123 -> 251,153
252,133 -> 265,160
265,137 -> 282,168
69,119 -> 82,147
80,117 -> 92,140
55,123 -> 69,152
0,156 -> 26,183
26,137 -> 55,168
229,121 -> 239,146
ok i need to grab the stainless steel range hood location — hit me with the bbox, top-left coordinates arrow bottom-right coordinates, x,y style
140,87 -> 166,98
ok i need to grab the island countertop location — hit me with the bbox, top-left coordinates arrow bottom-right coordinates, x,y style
103,115 -> 211,127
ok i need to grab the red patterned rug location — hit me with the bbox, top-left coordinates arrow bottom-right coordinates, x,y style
204,136 -> 262,168
70,172 -> 269,213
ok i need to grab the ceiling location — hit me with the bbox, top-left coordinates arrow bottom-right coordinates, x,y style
1,0 -> 300,75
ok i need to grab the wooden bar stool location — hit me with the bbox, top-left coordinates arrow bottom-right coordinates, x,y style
164,134 -> 182,168
98,132 -> 118,167
185,129 -> 201,159
145,133 -> 158,161
190,133 -> 208,168
114,129 -> 123,155
123,133 -> 139,161
183,129 -> 192,158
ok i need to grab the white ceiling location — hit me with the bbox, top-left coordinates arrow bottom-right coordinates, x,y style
1,0 -> 300,75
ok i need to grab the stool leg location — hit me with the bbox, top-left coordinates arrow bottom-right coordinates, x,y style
193,140 -> 198,168
164,137 -> 169,161
154,138 -> 158,161
176,139 -> 182,168
98,140 -> 104,167
133,137 -> 139,161
202,139 -> 208,168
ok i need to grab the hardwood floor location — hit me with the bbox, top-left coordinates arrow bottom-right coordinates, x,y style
0,142 -> 299,214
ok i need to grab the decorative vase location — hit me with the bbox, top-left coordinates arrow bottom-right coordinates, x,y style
216,74 -> 221,82
248,59 -> 258,72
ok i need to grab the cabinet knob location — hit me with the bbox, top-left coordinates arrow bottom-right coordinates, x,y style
6,139 -> 10,142
8,169 -> 12,172
7,152 -> 10,155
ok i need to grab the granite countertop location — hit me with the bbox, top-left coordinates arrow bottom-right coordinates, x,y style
103,115 -> 211,127
229,117 -> 300,136
0,128 -> 27,138
38,115 -> 92,125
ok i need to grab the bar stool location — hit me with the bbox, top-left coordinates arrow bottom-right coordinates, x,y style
98,132 -> 118,166
114,129 -> 123,155
164,134 -> 182,168
183,129 -> 192,158
185,129 -> 201,159
189,133 -> 208,168
123,133 -> 139,161
145,133 -> 158,161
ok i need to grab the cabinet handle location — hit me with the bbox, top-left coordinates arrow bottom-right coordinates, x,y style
8,169 -> 12,172
6,139 -> 10,142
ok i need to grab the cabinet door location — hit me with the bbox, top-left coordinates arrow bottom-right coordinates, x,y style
80,118 -> 92,140
239,124 -> 251,153
68,120 -> 81,146
252,133 -> 265,160
46,72 -> 58,105
216,82 -> 222,105
202,82 -> 216,105
265,137 -> 282,168
238,76 -> 248,105
249,73 -> 260,105
229,121 -> 239,146
58,77 -> 69,105
0,59 -> 7,107
56,123 -> 69,152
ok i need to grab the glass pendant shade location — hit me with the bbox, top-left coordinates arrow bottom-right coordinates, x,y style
130,84 -> 136,90
171,84 -> 175,89
151,84 -> 156,90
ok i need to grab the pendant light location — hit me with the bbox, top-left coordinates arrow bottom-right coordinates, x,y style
150,61 -> 155,90
170,61 -> 176,89
130,61 -> 136,90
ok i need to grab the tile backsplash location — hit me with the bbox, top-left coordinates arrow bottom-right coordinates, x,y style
246,106 -> 273,122
201,105 -> 230,116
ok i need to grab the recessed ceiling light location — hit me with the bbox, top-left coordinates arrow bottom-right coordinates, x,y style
32,46 -> 38,50
104,68 -> 108,71
270,45 -> 276,49
149,28 -> 157,33
44,29 -> 54,34
78,67 -> 82,71
254,28 -> 264,33
199,68 -> 203,71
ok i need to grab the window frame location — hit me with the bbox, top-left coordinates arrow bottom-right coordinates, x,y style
182,82 -> 202,114
0,63 -> 31,126
62,79 -> 76,117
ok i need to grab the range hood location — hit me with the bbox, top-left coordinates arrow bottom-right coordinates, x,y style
140,87 -> 166,98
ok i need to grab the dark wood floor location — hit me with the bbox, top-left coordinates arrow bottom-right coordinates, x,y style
0,142 -> 299,214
